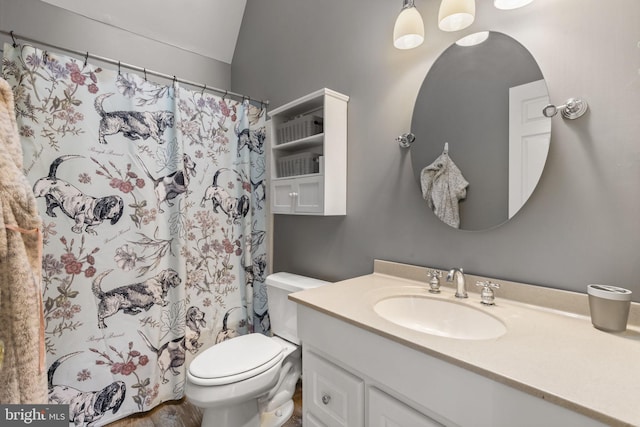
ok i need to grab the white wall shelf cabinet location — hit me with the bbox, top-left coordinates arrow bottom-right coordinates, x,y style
268,88 -> 348,215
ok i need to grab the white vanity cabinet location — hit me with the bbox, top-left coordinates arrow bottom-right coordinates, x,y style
303,350 -> 364,426
303,347 -> 443,427
268,88 -> 348,215
302,346 -> 444,427
297,304 -> 608,427
368,387 -> 443,427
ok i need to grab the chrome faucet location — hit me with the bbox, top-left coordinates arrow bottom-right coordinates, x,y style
447,268 -> 468,298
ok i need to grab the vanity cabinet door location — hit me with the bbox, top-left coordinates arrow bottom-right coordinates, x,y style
303,350 -> 364,427
368,387 -> 444,427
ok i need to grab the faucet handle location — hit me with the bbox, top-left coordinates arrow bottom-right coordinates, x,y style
427,269 -> 442,279
476,281 -> 500,305
476,280 -> 500,289
427,269 -> 442,294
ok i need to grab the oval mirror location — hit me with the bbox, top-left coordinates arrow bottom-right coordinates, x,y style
411,31 -> 551,231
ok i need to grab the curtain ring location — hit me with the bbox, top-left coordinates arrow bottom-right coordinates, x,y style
223,90 -> 227,101
43,51 -> 49,64
201,84 -> 207,96
118,61 -> 121,76
143,68 -> 147,81
9,31 -> 17,48
173,75 -> 177,85
83,52 -> 89,68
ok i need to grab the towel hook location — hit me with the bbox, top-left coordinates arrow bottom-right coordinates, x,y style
543,98 -> 588,120
396,132 -> 415,148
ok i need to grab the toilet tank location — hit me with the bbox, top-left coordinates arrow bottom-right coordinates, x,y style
266,272 -> 328,345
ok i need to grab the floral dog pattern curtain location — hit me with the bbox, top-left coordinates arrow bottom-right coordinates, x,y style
2,43 -> 268,425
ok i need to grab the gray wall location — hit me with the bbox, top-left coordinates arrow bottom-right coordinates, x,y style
0,0 -> 231,91
233,0 -> 640,300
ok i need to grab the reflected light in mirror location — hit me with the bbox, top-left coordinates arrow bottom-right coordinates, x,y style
494,0 -> 534,10
394,0 -> 425,49
438,0 -> 475,32
455,31 -> 490,47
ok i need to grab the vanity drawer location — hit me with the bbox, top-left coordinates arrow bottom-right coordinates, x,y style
368,387 -> 443,427
303,349 -> 364,427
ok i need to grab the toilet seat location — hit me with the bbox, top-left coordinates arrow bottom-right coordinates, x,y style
188,333 -> 284,386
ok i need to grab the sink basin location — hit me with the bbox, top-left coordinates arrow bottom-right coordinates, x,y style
373,295 -> 506,340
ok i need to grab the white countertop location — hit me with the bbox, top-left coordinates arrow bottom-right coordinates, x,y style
289,261 -> 640,426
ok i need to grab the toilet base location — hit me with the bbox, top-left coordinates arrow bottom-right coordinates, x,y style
202,399 -> 260,427
260,400 -> 294,427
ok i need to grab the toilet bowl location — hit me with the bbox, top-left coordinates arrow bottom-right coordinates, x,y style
185,272 -> 328,427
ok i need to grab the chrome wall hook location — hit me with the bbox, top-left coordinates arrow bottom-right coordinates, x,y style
396,132 -> 415,148
543,98 -> 588,120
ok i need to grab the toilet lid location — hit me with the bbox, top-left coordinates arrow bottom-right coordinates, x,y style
188,333 -> 284,386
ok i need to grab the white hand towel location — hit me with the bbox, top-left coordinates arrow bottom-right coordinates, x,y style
420,153 -> 469,228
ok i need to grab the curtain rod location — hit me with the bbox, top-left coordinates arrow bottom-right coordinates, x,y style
0,30 -> 269,107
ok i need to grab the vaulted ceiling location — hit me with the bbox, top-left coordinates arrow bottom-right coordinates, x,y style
40,0 -> 247,64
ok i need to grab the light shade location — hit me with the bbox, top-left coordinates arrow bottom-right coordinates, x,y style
393,4 -> 425,49
438,0 -> 475,32
494,0 -> 534,10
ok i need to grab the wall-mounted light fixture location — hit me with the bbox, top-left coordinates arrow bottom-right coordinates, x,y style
494,0 -> 534,10
438,0 -> 475,32
393,0 -> 425,50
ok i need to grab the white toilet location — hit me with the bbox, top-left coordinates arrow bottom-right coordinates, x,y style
185,272 -> 328,427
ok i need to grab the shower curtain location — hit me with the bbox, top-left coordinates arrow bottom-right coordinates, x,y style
2,43 -> 269,425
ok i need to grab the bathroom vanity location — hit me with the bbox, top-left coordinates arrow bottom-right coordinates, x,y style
290,260 -> 640,426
